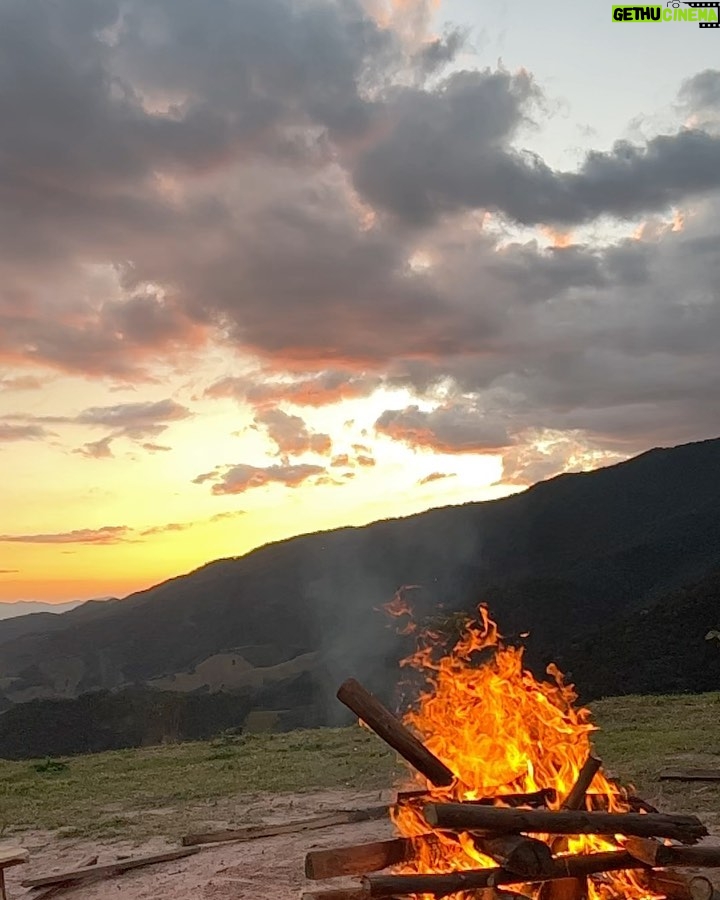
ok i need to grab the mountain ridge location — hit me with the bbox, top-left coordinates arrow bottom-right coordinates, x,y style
1,437 -> 719,724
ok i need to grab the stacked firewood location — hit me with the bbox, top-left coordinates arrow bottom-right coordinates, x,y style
301,678 -> 720,900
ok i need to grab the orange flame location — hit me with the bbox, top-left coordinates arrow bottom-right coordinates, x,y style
387,604 -> 654,900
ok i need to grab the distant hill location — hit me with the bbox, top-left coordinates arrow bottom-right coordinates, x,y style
1,437 -> 720,758
0,600 -> 84,622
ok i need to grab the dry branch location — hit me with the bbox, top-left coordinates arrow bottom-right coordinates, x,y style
659,768 -> 720,783
625,836 -> 720,868
423,805 -> 708,843
648,870 -> 714,900
183,806 -> 387,847
337,679 -> 456,787
362,849 -> 643,897
0,848 -> 29,900
21,847 -> 199,889
0,849 -> 28,870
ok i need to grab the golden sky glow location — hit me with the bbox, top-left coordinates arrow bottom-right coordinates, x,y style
0,361 -> 517,603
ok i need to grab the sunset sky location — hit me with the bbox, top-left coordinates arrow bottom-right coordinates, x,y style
1,0 -> 719,607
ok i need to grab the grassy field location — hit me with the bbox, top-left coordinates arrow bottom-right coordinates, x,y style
0,692 -> 719,841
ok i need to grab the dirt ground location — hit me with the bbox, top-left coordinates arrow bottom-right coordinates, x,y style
2,789 -> 397,899
4,788 -> 720,900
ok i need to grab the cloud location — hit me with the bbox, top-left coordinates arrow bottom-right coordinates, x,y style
0,569 -> 19,574
0,0 -> 717,483
0,511 -> 247,547
500,433 -> 627,487
195,462 -> 325,495
679,69 -> 720,129
75,399 -> 191,437
0,375 -> 47,392
74,435 -> 115,459
139,521 -> 192,537
0,423 -> 50,442
254,408 -> 332,456
354,72 -> 720,225
0,526 -> 131,545
375,402 -> 513,453
206,370 -> 382,408
208,511 -> 246,522
6,398 -> 190,456
142,442 -> 172,452
418,471 -> 456,485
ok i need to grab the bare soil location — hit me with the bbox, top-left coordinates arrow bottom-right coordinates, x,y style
2,788 -> 397,899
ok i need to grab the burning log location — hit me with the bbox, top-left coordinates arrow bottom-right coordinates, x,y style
305,835 -> 440,880
648,871 -> 714,900
422,805 -> 708,843
561,756 -> 602,812
361,849 -> 643,897
336,678 -> 455,787
625,836 -> 720,868
396,788 -> 557,808
473,834 -> 555,878
539,754 -> 603,900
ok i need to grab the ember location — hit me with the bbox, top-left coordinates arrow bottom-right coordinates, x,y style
303,606 -> 720,900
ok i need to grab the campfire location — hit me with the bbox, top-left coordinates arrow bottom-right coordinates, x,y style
302,606 -> 719,900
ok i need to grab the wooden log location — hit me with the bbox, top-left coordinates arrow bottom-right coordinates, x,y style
362,849 -> 643,897
305,835 -> 441,880
562,756 -> 602,811
539,754 -> 603,900
423,805 -> 708,843
659,768 -> 720,783
396,788 -> 556,808
21,847 -> 199,889
648,871 -> 714,900
474,834 -> 555,878
625,836 -> 720,868
183,805 -> 387,846
337,679 -> 455,787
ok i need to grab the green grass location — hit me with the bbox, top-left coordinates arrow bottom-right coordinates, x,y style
591,692 -> 720,823
1,693 -> 719,841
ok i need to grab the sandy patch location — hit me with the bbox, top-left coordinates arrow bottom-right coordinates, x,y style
2,789 -> 395,899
